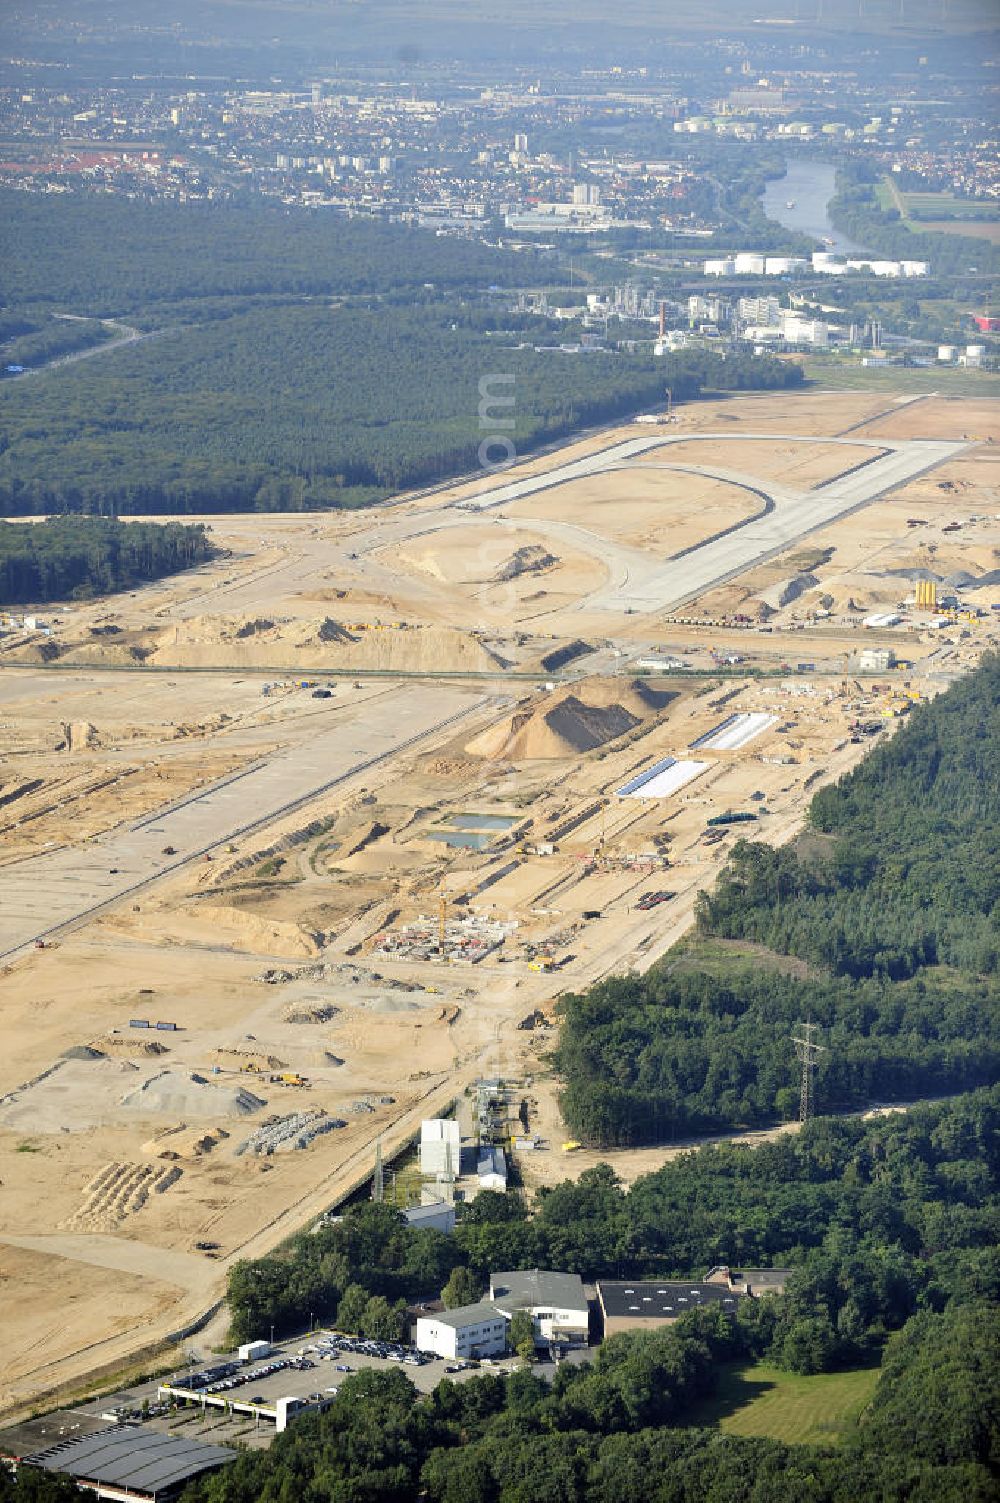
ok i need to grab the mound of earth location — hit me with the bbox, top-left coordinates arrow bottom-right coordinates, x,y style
59,641 -> 151,666
121,1070 -> 266,1118
142,1124 -> 230,1159
0,636 -> 63,663
210,1047 -> 284,1071
295,1047 -> 345,1067
577,677 -> 673,717
148,616 -> 507,672
466,691 -> 641,761
283,1002 -> 340,1024
190,904 -> 324,958
757,573 -> 819,611
100,1036 -> 169,1057
494,544 -> 558,582
62,1044 -> 105,1061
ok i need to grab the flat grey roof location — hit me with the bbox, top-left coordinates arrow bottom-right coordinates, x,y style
26,1427 -> 236,1496
732,1268 -> 791,1289
419,1300 -> 507,1330
598,1281 -> 744,1319
491,1268 -> 587,1312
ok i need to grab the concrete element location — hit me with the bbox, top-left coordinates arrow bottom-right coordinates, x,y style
617,757 -> 708,800
690,712 -> 777,751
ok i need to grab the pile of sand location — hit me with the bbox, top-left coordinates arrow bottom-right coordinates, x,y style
121,1070 -> 266,1119
466,691 -> 641,761
99,1035 -> 169,1057
757,573 -> 819,611
60,641 -> 151,666
577,677 -> 673,717
62,1043 -> 105,1061
287,1046 -> 345,1067
210,1047 -> 284,1071
142,1124 -> 230,1159
494,544 -> 558,582
146,616 -> 508,673
283,1002 -> 340,1024
192,904 -> 324,958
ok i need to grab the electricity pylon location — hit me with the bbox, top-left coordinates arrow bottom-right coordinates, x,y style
793,1021 -> 826,1123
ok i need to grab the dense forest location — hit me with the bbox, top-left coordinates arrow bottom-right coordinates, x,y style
0,192 -> 530,316
164,1086 -> 1000,1502
0,187 -> 807,517
554,655 -> 1000,1146
0,517 -> 216,604
701,655 -> 1000,978
0,305 -> 801,516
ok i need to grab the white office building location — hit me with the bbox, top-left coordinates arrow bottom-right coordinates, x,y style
490,1269 -> 590,1349
415,1268 -> 590,1360
415,1304 -> 509,1360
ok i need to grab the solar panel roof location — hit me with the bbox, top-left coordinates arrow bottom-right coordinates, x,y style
27,1427 -> 235,1495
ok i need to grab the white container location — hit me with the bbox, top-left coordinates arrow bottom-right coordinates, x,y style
239,1339 -> 272,1363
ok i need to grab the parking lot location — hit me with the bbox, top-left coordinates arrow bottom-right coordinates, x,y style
65,1326 -> 520,1451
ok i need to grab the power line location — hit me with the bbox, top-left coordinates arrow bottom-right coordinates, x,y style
792,1020 -> 826,1124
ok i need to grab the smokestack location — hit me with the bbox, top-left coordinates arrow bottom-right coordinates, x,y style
659,301 -> 667,338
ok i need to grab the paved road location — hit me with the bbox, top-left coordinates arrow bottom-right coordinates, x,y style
452,431 -> 891,513
451,430 -> 965,613
592,438 -> 966,613
347,430 -> 964,618
0,683 -> 492,960
100,429 -> 965,631
0,317 -> 163,386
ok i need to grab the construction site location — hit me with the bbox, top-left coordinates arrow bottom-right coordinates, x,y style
0,385 -> 998,1419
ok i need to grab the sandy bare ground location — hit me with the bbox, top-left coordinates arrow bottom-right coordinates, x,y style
1,384 -> 998,1417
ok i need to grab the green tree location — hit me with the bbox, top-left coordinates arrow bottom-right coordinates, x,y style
336,1281 -> 370,1335
509,1309 -> 537,1362
364,1294 -> 407,1343
441,1265 -> 483,1310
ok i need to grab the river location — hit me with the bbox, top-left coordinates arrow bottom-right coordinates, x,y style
762,157 -> 868,255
